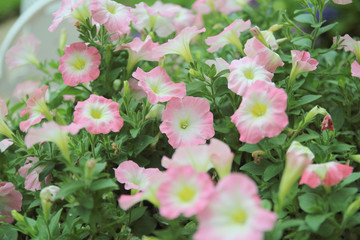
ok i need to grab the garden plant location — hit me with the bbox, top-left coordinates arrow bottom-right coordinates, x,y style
1,0 -> 360,239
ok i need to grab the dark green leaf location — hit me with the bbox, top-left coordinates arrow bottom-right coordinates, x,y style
305,213 -> 332,232
90,179 -> 118,192
263,164 -> 283,181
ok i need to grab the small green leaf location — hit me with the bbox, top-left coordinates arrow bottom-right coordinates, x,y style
298,193 -> 324,214
129,206 -> 147,224
240,160 -> 271,176
49,208 -> 63,236
318,22 -> 338,35
238,143 -> 260,153
294,14 -> 315,24
133,136 -> 157,156
263,164 -> 283,181
291,95 -> 322,108
90,179 -> 118,192
56,182 -> 85,199
305,213 -> 332,232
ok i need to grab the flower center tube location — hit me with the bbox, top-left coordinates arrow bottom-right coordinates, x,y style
251,103 -> 267,117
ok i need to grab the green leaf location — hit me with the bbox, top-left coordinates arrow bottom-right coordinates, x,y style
90,179 -> 118,192
240,160 -> 271,176
329,187 -> 357,212
49,208 -> 63,236
133,135 -> 157,156
294,14 -> 315,24
56,182 -> 85,199
0,224 -> 18,240
268,134 -> 287,146
339,172 -> 360,188
238,143 -> 260,153
298,193 -> 324,214
318,22 -> 338,35
305,213 -> 332,232
292,37 -> 312,49
129,206 -> 147,224
329,143 -> 355,153
295,133 -> 319,142
263,164 -> 283,181
291,95 -> 322,108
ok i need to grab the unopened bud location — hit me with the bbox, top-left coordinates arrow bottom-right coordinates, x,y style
40,185 -> 60,203
269,24 -> 284,32
303,106 -> 328,126
250,26 -> 268,47
321,114 -> 334,131
344,198 -> 360,221
85,158 -> 96,180
11,210 -> 25,223
146,104 -> 165,120
123,80 -> 130,97
350,155 -> 360,163
189,69 -> 202,79
113,79 -> 121,91
59,29 -> 68,53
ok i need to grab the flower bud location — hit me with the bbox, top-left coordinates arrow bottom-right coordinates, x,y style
344,198 -> 360,222
40,185 -> 60,221
303,106 -> 328,126
113,79 -> 121,91
59,28 -> 68,53
250,26 -> 268,47
269,24 -> 284,32
85,158 -> 97,181
321,114 -> 334,131
123,80 -> 130,98
189,68 -> 202,79
146,104 -> 165,120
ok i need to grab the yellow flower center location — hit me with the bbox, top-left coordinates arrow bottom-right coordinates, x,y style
251,103 -> 267,117
180,120 -> 190,129
178,187 -> 196,202
73,58 -> 86,70
243,68 -> 255,80
106,3 -> 117,14
90,108 -> 103,119
232,210 -> 247,224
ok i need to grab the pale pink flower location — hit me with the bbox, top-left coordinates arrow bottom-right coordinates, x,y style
157,165 -> 215,219
332,0 -> 352,4
73,95 -> 123,134
116,36 -> 162,74
228,57 -> 274,96
13,80 -> 41,100
18,157 -> 51,192
214,0 -> 251,14
278,141 -> 314,207
132,66 -> 186,104
192,0 -> 212,15
194,173 -> 277,240
20,85 -> 52,132
337,34 -> 360,60
0,98 -> 14,139
168,4 -> 196,34
131,2 -> 176,38
60,122 -> 83,135
289,50 -> 318,84
123,78 -> 147,100
205,58 -> 230,76
0,139 -> 13,152
49,0 -> 91,32
231,81 -> 288,144
5,34 -> 40,70
63,95 -> 76,102
0,182 -> 22,223
59,42 -> 101,87
351,60 -> 360,78
300,162 -> 353,188
90,0 -> 136,37
205,19 -> 251,53
208,138 -> 234,178
114,160 -> 161,191
25,121 -> 71,162
321,114 -> 334,131
244,37 -> 284,72
160,96 -> 215,148
156,26 -> 206,63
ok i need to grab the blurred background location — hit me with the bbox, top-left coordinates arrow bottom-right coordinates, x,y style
0,0 -> 358,100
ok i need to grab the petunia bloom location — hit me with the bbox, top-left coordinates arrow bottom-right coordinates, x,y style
205,19 -> 251,53
59,42 -> 101,87
332,0 -> 352,4
231,81 -> 288,144
337,34 -> 360,61
73,95 -> 123,134
351,60 -> 360,78
205,58 -> 230,76
0,182 -> 22,223
155,26 -> 206,63
192,0 -> 251,15
0,139 -> 13,152
299,162 -> 353,188
114,160 -> 161,191
160,96 -> 215,148
132,66 -> 186,104
157,165 -> 215,219
13,80 -> 41,100
289,50 -> 318,87
18,157 -> 51,192
90,0 -> 136,37
0,97 -> 14,139
228,57 -> 274,96
20,85 -> 52,132
321,114 -> 334,131
194,173 -> 277,240
5,34 -> 40,70
244,37 -> 284,72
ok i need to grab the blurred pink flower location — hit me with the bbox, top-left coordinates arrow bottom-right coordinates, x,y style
231,81 -> 288,144
59,42 -> 101,87
0,139 -> 13,152
192,0 -> 251,15
244,37 -> 284,72
290,50 -> 318,83
228,57 -> 274,96
332,0 -> 352,4
337,34 -> 360,60
0,182 -> 22,223
300,162 -> 353,188
18,157 -> 51,192
73,95 -> 123,134
157,165 -> 215,219
122,78 -> 147,100
351,60 -> 360,78
194,173 -> 277,240
13,81 -> 41,100
5,35 -> 40,70
205,19 -> 251,53
160,96 -> 214,148
205,58 -> 230,76
132,66 -> 186,104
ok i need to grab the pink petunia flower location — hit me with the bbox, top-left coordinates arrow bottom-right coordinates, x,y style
73,94 -> 123,134
13,80 -> 41,100
90,0 -> 136,37
194,173 -> 277,240
0,98 -> 14,139
228,57 -> 274,96
156,26 -> 206,63
157,165 -> 215,219
114,160 -> 161,191
351,60 -> 360,78
115,36 -> 162,74
205,19 -> 251,53
300,162 -> 353,188
0,182 -> 22,223
278,141 -> 314,208
59,42 -> 101,87
0,139 -> 13,152
20,85 -> 52,132
18,157 -> 51,192
192,0 -> 251,15
289,50 -> 318,86
122,78 -> 147,100
5,34 -> 40,70
321,114 -> 334,131
337,34 -> 360,60
192,0 -> 212,15
48,0 -> 91,32
231,81 -> 288,144
244,37 -> 284,72
332,0 -> 352,4
160,96 -> 215,148
132,66 -> 186,104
